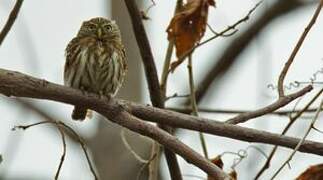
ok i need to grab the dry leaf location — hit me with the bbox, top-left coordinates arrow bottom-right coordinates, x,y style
207,155 -> 224,180
228,170 -> 237,180
296,164 -> 323,180
167,0 -> 215,71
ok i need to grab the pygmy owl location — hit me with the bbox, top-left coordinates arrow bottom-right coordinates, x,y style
64,17 -> 127,120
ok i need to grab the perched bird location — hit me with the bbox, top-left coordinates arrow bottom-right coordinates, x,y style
64,17 -> 127,120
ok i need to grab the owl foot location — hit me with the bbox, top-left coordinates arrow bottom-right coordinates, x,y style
80,86 -> 88,96
98,91 -> 104,99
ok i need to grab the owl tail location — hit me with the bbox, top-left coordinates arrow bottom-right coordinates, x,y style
72,106 -> 87,120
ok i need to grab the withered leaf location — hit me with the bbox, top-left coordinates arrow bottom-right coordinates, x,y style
167,0 -> 215,71
207,155 -> 224,180
228,170 -> 237,180
296,164 -> 323,180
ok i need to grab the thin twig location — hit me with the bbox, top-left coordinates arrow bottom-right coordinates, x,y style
270,99 -> 323,179
13,120 -> 99,180
121,128 -> 149,164
168,106 -> 323,115
165,93 -> 189,101
160,0 -> 183,96
255,88 -> 323,179
54,124 -> 66,180
188,54 -> 208,159
0,0 -> 24,46
57,122 -> 99,180
225,85 -> 313,124
278,0 -> 323,97
137,153 -> 157,180
169,1 -> 262,72
13,98 -> 77,141
192,0 -> 312,105
13,121 -> 67,180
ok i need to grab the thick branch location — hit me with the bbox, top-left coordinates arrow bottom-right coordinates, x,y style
128,102 -> 323,156
0,69 -> 228,179
123,0 -> 162,107
0,69 -> 322,157
123,1 -> 181,179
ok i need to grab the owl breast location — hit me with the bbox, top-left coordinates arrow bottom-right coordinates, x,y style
64,41 -> 126,97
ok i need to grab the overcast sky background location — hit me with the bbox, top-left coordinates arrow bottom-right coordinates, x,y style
1,0 -> 323,179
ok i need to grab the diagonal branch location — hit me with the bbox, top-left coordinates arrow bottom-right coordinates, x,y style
0,0 -> 24,46
277,0 -> 323,97
225,85 -> 312,124
0,69 -> 322,157
193,0 -> 313,104
0,68 -> 228,179
123,0 -> 162,107
123,0 -> 182,179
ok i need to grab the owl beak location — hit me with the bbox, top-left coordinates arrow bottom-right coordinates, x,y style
97,28 -> 102,39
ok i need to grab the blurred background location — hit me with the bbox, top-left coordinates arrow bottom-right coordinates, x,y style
1,0 -> 323,179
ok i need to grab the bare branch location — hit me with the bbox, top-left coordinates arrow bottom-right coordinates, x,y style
13,120 -> 99,180
193,0 -> 312,104
0,0 -> 24,46
13,121 -> 67,180
54,125 -> 66,180
188,55 -> 208,158
225,85 -> 313,124
271,99 -> 323,179
123,0 -> 162,108
1,69 -> 323,157
0,68 -> 228,179
168,106 -> 322,115
123,1 -> 182,179
255,87 -> 323,179
278,1 -> 323,97
169,1 -> 262,72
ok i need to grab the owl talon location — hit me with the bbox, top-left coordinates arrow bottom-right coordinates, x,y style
80,86 -> 87,95
99,91 -> 105,99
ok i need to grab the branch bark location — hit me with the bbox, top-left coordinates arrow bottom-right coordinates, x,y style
193,0 -> 313,104
0,69 -> 229,179
0,69 -> 322,157
0,0 -> 24,46
123,0 -> 182,179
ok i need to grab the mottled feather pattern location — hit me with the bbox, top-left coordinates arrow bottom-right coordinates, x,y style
64,17 -> 126,120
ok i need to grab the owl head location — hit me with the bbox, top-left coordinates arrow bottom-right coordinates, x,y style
77,17 -> 121,41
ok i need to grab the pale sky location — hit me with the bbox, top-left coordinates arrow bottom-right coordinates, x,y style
1,0 -> 323,180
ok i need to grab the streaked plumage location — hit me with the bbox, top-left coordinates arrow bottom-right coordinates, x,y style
64,17 -> 127,120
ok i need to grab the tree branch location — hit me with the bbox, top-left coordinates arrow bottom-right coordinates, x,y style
0,0 -> 24,46
277,0 -> 323,97
123,0 -> 182,179
123,0 -> 162,107
0,68 -> 229,179
0,69 -> 322,157
225,85 -> 312,124
193,0 -> 312,104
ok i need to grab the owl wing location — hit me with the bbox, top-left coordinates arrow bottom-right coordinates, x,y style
64,37 -> 81,86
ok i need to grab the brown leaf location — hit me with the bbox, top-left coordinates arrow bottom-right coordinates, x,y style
228,170 -> 237,180
167,0 -> 215,71
207,156 -> 224,180
296,164 -> 323,180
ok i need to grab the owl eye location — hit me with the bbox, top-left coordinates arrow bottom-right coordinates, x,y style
87,24 -> 96,31
104,24 -> 113,31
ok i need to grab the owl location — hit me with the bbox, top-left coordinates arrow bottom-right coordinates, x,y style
64,17 -> 127,120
